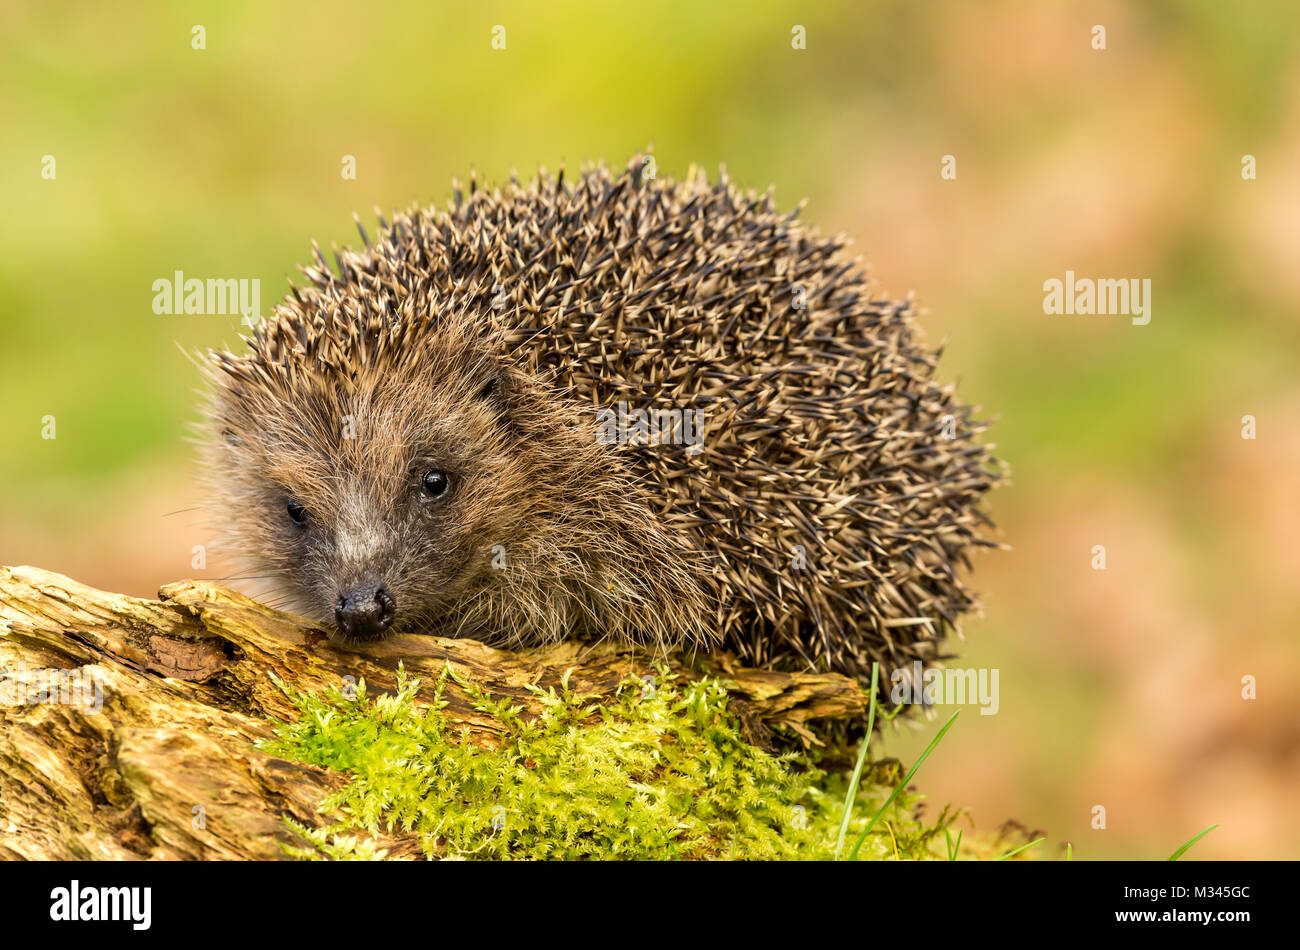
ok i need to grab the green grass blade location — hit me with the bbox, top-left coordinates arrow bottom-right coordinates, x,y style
1167,824 -> 1218,861
847,709 -> 960,860
997,836 -> 1045,861
834,662 -> 880,860
945,827 -> 963,861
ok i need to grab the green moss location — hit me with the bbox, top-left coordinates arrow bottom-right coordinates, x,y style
261,665 -> 962,861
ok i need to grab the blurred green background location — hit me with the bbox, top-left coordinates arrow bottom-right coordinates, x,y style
2,0 -> 1297,858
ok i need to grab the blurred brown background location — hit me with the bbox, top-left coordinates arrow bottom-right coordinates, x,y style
1,0 -> 1296,857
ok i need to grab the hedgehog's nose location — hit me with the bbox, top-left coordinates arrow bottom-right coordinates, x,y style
334,584 -> 396,639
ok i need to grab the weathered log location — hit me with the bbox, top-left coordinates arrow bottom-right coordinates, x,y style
0,565 -> 868,860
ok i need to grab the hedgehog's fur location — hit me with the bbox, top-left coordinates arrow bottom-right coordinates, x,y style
200,155 -> 1001,688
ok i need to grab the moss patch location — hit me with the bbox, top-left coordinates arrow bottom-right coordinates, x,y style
262,665 -> 989,860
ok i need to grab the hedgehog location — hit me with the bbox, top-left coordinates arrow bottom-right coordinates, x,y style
199,155 -> 1001,692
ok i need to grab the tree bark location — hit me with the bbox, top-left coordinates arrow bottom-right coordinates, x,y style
0,565 -> 868,860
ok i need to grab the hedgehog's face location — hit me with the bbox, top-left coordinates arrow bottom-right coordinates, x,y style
209,345 -> 541,645
269,450 -> 487,644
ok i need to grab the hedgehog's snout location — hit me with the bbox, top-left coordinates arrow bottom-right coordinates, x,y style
334,583 -> 397,641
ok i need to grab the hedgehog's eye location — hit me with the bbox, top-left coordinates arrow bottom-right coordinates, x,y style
421,471 -> 449,498
287,499 -> 308,525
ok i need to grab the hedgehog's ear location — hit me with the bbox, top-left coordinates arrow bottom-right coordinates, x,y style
475,369 -> 520,431
476,368 -> 511,407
